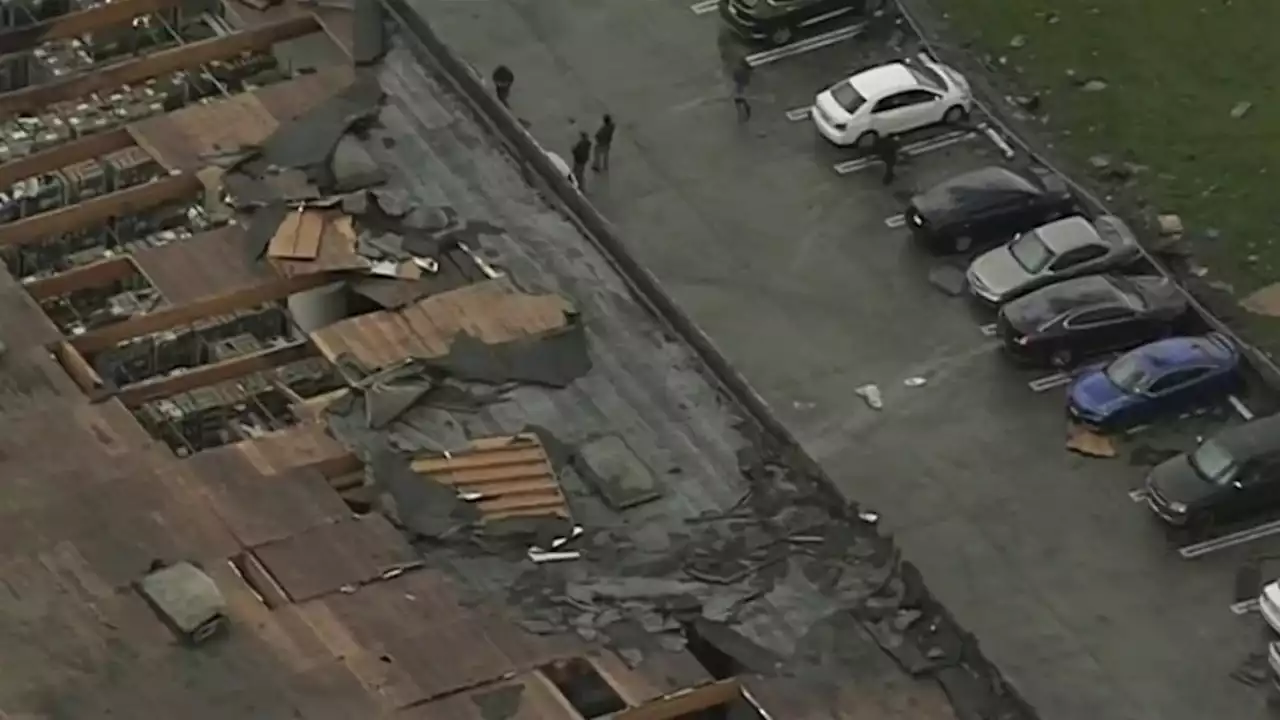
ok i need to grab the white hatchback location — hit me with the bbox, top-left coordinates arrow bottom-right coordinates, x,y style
811,53 -> 973,148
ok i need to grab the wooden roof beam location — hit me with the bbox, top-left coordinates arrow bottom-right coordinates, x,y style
0,172 -> 203,248
0,0 -> 186,57
0,14 -> 321,119
72,270 -> 340,355
117,340 -> 313,406
612,678 -> 742,720
24,256 -> 138,301
0,128 -> 135,189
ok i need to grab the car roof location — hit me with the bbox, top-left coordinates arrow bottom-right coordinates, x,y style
1130,335 -> 1232,372
1004,274 -> 1124,325
1031,216 -> 1100,253
941,166 -> 1039,195
1215,412 -> 1280,457
849,63 -> 917,97
912,166 -> 1042,219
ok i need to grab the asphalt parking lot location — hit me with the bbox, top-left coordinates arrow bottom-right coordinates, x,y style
411,0 -> 1280,717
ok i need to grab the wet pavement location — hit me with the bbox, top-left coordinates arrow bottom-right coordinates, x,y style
409,0 -> 1279,717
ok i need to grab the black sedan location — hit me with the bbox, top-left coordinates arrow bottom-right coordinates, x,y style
1145,414 -> 1280,531
719,0 -> 881,46
997,273 -> 1187,368
905,165 -> 1076,254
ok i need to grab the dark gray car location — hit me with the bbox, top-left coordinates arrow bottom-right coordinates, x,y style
966,215 -> 1142,304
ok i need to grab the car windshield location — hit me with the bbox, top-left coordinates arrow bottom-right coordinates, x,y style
830,81 -> 867,114
1009,232 -> 1054,273
1190,440 -> 1238,485
908,65 -> 945,92
1104,351 -> 1150,393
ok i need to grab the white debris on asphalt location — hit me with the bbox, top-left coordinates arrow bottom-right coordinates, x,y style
856,383 -> 883,410
904,377 -> 927,387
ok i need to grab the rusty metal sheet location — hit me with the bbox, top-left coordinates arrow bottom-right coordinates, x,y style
131,224 -> 272,305
411,434 -> 569,524
309,280 -> 573,370
252,515 -> 416,602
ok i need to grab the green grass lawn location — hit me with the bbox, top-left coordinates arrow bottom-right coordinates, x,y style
938,0 -> 1280,347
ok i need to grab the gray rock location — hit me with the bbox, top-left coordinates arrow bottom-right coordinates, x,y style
1088,154 -> 1111,170
341,191 -> 369,215
1080,78 -> 1108,92
1008,34 -> 1027,49
1204,227 -> 1222,241
1231,101 -> 1253,119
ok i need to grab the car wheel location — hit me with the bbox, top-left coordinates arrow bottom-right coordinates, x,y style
943,105 -> 969,125
954,235 -> 973,253
1049,347 -> 1074,369
769,25 -> 793,46
855,131 -> 879,150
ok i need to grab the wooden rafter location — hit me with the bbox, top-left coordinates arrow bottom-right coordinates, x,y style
0,173 -> 203,248
24,256 -> 138,301
0,14 -> 321,118
0,0 -> 185,57
0,128 -> 135,190
116,340 -> 313,406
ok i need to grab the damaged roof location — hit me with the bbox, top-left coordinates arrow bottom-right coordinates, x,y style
0,13 -> 1035,720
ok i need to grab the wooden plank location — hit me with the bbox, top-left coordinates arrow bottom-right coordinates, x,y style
72,271 -> 338,355
267,209 -> 305,259
268,209 -> 325,260
411,448 -> 548,474
0,128 -> 135,189
116,341 -> 313,406
51,339 -> 105,394
612,679 -> 742,720
0,173 -> 202,248
0,0 -> 184,56
0,15 -> 321,118
527,672 -> 588,720
24,256 -> 137,301
427,465 -> 554,486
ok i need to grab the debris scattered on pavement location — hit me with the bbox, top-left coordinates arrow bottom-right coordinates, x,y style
1241,282 -> 1280,317
903,376 -> 927,387
1157,213 -> 1184,238
1230,101 -> 1253,119
856,384 -> 883,410
1065,423 -> 1116,458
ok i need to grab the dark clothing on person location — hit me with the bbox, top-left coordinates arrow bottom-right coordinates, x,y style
492,65 -> 514,107
875,134 -> 900,185
592,116 -> 616,171
571,134 -> 592,189
732,59 -> 752,95
733,91 -> 751,123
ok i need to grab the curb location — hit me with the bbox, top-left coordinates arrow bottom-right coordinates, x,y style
890,0 -> 1280,390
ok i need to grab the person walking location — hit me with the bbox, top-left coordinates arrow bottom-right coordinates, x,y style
571,132 -> 592,190
492,65 -> 514,107
592,115 -> 616,172
731,57 -> 752,96
874,133 -> 900,186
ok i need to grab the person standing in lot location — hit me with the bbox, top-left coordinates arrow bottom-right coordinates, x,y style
592,115 -> 616,172
571,132 -> 592,190
492,65 -> 514,107
731,58 -> 753,123
875,133 -> 900,186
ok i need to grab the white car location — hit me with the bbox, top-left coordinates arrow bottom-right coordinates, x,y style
811,53 -> 973,148
1262,579 -> 1280,635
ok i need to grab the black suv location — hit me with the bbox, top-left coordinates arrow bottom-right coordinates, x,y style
720,0 -> 881,46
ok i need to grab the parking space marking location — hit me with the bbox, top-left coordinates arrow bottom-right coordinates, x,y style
745,23 -> 866,67
1230,598 -> 1260,615
1028,372 -> 1071,392
786,106 -> 812,122
1229,395 -> 1255,421
978,323 -> 996,337
1179,517 -> 1280,559
977,122 -> 1016,159
1128,488 -> 1149,503
689,0 -> 717,14
883,214 -> 905,228
833,131 -> 975,175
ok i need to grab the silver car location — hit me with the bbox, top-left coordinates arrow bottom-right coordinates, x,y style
966,215 -> 1141,304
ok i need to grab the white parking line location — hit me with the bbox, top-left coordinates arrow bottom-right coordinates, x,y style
785,106 -> 812,122
745,23 -> 866,67
689,0 -> 717,14
978,323 -> 997,337
1028,372 -> 1071,392
883,214 -> 905,228
833,131 -> 975,175
1180,517 -> 1280,559
977,122 -> 1016,159
1128,488 -> 1149,503
1230,598 -> 1260,615
1229,395 -> 1255,421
